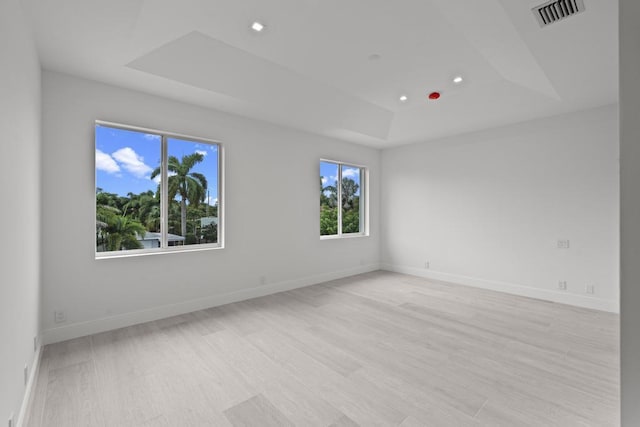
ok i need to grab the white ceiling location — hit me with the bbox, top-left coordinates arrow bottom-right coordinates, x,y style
23,0 -> 618,148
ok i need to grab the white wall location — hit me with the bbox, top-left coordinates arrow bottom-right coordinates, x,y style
620,0 -> 640,422
381,105 -> 619,312
40,71 -> 380,344
0,0 -> 41,424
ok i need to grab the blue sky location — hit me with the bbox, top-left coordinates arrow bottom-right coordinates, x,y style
95,125 -> 218,204
320,161 -> 361,196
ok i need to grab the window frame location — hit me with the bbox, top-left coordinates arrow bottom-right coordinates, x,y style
319,158 -> 369,240
95,120 -> 224,259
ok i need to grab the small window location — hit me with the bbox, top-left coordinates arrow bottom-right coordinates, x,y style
95,122 -> 222,256
320,160 -> 367,238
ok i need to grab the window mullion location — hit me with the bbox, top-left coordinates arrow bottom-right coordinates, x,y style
360,168 -> 365,234
337,164 -> 342,235
161,136 -> 168,248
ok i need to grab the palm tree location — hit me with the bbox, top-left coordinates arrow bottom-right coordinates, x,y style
144,204 -> 161,232
151,153 -> 207,238
122,191 -> 159,231
96,202 -> 146,251
96,204 -> 119,251
104,216 -> 146,251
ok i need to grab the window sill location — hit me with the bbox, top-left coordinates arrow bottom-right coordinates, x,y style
320,233 -> 369,241
95,244 -> 224,260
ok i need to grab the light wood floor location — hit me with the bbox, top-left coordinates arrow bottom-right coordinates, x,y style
24,271 -> 619,426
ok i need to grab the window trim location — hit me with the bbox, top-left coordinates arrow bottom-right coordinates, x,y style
320,158 -> 369,239
95,120 -> 224,259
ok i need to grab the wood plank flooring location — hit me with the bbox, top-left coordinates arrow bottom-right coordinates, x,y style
24,271 -> 619,426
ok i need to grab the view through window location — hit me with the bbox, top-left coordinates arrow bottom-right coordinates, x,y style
320,160 -> 365,237
95,123 -> 220,254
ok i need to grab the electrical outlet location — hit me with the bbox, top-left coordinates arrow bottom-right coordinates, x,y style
54,310 -> 66,324
557,239 -> 570,249
424,261 -> 430,269
586,285 -> 595,294
24,365 -> 28,386
558,281 -> 567,290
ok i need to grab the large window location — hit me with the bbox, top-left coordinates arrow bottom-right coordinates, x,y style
320,160 -> 367,237
95,122 -> 222,256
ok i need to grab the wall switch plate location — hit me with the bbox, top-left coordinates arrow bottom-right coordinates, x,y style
557,239 -> 570,249
586,285 -> 595,294
558,281 -> 567,290
54,310 -> 66,323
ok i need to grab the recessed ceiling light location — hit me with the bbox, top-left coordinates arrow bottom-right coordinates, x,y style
251,21 -> 265,32
453,76 -> 463,84
399,95 -> 408,103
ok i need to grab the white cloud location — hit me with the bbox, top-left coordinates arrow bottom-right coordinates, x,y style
321,177 -> 328,186
144,134 -> 161,141
205,195 -> 218,205
196,144 -> 217,153
195,150 -> 208,156
153,170 -> 176,184
112,147 -> 153,178
342,168 -> 358,179
95,149 -> 120,174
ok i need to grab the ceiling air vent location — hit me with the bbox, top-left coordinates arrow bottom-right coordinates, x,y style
533,0 -> 585,27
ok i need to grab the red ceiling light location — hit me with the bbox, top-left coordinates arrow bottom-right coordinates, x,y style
428,91 -> 441,100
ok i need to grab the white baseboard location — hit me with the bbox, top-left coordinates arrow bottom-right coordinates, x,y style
17,341 -> 42,427
381,263 -> 619,313
41,264 -> 380,345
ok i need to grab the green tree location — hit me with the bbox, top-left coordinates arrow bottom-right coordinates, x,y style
151,153 -> 207,238
96,189 -> 121,210
341,178 -> 359,209
320,207 -> 338,235
341,178 -> 361,233
166,200 -> 183,236
96,203 -> 119,250
320,177 -> 329,206
95,194 -> 146,252
144,204 -> 161,232
320,177 -> 339,235
319,177 -> 360,235
122,190 -> 158,228
342,208 -> 360,233
201,222 -> 218,243
322,180 -> 337,208
103,216 -> 146,251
